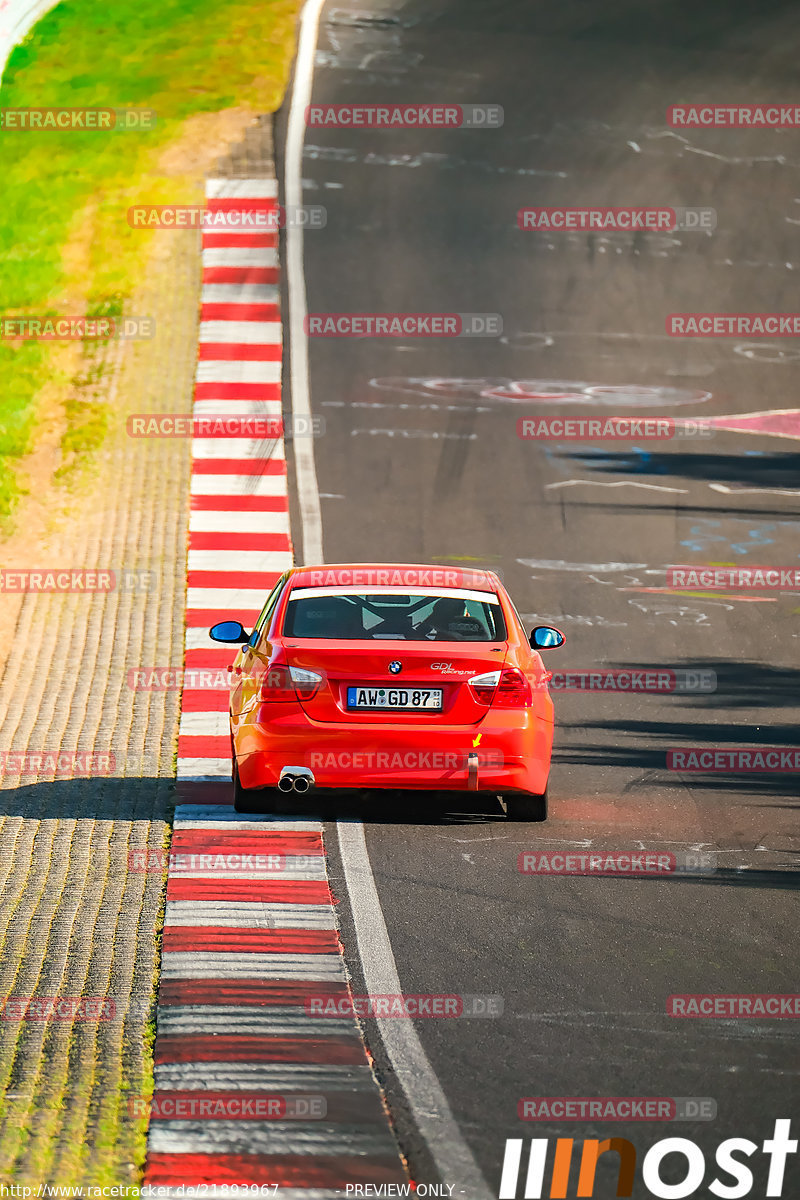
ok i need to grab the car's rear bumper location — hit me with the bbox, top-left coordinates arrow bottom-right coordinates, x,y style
234,709 -> 553,795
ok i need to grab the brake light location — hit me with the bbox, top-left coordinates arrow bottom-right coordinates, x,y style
289,665 -> 324,699
468,670 -> 501,704
495,668 -> 533,707
468,667 -> 532,708
259,665 -> 323,701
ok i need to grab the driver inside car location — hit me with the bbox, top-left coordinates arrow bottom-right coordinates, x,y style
414,597 -> 484,640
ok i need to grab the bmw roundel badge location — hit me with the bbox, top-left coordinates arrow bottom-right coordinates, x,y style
388,661 -> 402,674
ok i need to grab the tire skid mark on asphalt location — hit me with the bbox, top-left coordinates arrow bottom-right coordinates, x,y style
143,176 -> 407,1190
513,1011 -> 800,1042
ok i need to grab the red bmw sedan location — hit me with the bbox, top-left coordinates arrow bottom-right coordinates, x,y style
210,563 -> 565,820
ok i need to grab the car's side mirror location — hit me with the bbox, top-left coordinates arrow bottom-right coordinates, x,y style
209,619 -> 251,644
530,626 -> 565,650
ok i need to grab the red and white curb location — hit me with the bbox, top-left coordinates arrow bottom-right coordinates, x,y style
143,178 -> 407,1192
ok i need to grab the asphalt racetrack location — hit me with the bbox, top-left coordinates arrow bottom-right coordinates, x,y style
276,2 -> 800,1195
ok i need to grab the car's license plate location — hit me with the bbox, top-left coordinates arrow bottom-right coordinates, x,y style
346,686 -> 443,711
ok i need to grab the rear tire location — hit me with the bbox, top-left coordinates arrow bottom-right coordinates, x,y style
233,759 -> 269,814
504,788 -> 548,822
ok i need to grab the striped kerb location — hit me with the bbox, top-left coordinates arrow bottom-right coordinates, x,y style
143,178 -> 407,1193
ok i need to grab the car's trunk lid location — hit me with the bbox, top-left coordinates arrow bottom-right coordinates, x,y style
283,640 -> 508,724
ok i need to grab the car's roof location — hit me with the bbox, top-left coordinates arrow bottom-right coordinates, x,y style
287,563 -> 501,592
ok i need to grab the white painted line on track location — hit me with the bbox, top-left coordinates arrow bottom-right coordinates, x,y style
154,1062 -> 375,1089
157,1007 -> 356,1037
162,863 -> 326,882
190,476 -> 288,498
192,401 -> 283,420
206,178 -> 279,199
179,711 -> 230,736
201,283 -> 280,305
189,509 -> 291,534
148,1123 -> 397,1155
186,586 -> 281,608
199,320 -> 282,343
337,821 -> 493,1199
191,434 -> 285,457
188,549 -> 290,572
201,227 -> 280,238
285,0 -> 326,564
176,760 -> 234,779
160,952 -> 345,980
174,807 -> 321,829
202,247 -> 279,268
165,900 -> 335,927
195,360 -> 282,384
173,819 -> 322,833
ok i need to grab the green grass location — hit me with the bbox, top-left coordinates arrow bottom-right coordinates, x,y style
0,0 -> 301,524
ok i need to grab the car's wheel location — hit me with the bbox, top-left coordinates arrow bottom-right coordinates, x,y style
504,788 -> 548,822
233,759 -> 267,814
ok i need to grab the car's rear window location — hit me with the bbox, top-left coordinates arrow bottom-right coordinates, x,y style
282,588 -> 507,641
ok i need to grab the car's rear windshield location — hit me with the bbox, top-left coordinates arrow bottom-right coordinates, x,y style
282,587 -> 507,641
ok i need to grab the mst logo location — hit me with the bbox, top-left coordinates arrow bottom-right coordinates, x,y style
499,1120 -> 797,1197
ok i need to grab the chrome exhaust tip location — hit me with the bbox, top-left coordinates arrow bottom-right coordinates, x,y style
278,766 -> 315,794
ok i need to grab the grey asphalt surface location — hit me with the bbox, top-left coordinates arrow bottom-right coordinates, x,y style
277,2 -> 800,1195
